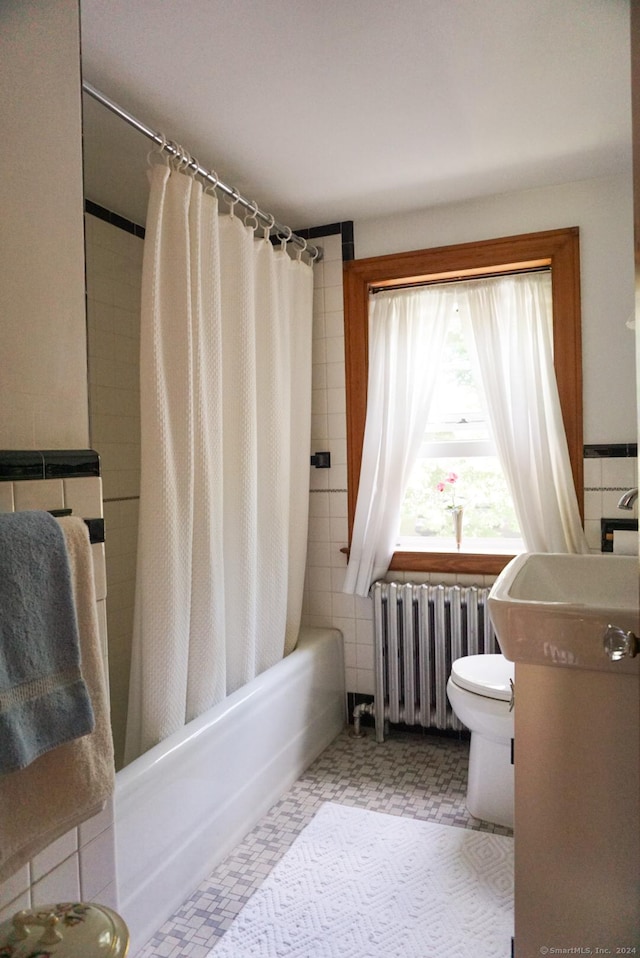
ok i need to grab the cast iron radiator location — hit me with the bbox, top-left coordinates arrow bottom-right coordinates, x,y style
370,581 -> 498,742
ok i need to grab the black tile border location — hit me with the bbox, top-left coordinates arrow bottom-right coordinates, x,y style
0,450 -> 101,482
85,200 -> 146,239
601,517 -> 638,552
85,203 -> 355,263
292,221 -> 355,261
584,443 -> 638,458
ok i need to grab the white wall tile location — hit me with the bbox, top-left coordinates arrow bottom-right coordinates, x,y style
79,827 -> 117,901
324,311 -> 344,339
0,890 -> 31,923
309,492 -> 329,518
0,864 -> 30,911
78,796 -> 115,846
32,854 -> 80,905
319,234 -> 342,262
332,592 -> 355,619
31,828 -> 77,883
602,457 -> 636,488
323,260 -> 343,287
13,479 -> 64,512
584,489 -> 603,521
0,483 -> 15,512
356,669 -> 374,695
63,477 -> 104,517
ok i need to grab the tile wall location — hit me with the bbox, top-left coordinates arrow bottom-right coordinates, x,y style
302,228 -> 639,704
583,449 -> 638,551
85,211 -> 143,769
0,470 -> 117,920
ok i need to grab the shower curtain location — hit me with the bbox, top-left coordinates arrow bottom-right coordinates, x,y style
124,162 -> 313,764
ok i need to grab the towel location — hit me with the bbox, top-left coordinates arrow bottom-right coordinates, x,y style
0,516 -> 115,883
0,511 -> 95,773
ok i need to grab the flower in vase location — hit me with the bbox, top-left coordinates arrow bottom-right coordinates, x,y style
436,472 -> 460,510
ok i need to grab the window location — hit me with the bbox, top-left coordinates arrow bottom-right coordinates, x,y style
343,228 -> 583,576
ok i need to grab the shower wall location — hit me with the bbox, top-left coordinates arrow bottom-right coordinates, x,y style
85,210 -> 143,769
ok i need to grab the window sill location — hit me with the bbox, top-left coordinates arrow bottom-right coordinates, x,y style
389,550 -> 515,577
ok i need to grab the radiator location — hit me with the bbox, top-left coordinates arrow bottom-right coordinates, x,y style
371,581 -> 498,742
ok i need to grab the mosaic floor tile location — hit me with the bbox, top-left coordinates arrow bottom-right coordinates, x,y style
136,727 -> 512,957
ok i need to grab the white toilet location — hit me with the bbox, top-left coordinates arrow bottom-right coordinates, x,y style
446,653 -> 515,828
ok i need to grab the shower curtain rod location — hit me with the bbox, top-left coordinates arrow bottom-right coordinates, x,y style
82,80 -> 322,261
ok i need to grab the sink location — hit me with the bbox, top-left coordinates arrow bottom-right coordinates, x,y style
488,553 -> 639,674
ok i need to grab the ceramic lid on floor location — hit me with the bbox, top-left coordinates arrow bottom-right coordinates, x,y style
450,654 -> 514,701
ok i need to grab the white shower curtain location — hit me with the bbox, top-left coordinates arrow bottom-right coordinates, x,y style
125,162 -> 313,763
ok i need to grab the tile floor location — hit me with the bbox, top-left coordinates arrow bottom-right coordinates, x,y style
136,726 -> 513,958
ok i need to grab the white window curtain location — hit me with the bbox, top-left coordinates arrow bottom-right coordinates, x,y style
125,162 -> 313,764
343,286 -> 451,596
461,272 -> 588,554
344,270 -> 587,598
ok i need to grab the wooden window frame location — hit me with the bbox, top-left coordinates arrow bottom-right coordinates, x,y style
343,227 -> 583,576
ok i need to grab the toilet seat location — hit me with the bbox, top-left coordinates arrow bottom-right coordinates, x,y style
450,654 -> 514,702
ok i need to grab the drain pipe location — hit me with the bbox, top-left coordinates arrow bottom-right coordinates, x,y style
352,701 -> 375,737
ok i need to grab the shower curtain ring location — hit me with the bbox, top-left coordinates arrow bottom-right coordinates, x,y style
226,187 -> 240,217
262,213 -> 275,241
279,225 -> 293,252
147,132 -> 168,167
166,140 -> 181,169
177,148 -> 192,173
244,200 -> 259,231
295,237 -> 308,261
205,169 -> 220,194
186,153 -> 199,177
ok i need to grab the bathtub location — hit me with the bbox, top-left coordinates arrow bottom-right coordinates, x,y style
114,626 -> 345,954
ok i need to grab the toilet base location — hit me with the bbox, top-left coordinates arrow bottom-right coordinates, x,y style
466,732 -> 514,828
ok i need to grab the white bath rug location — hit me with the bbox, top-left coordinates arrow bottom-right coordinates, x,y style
210,802 -> 513,958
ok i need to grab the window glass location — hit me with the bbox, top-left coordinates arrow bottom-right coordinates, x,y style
397,305 -> 524,555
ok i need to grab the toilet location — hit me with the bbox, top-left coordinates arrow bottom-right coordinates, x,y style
446,653 -> 515,828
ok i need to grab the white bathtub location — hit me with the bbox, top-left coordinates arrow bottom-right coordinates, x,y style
114,626 -> 345,954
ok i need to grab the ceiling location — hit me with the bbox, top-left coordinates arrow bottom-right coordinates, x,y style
80,0 -> 632,232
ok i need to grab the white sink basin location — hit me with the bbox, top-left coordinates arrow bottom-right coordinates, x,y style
488,553 -> 639,674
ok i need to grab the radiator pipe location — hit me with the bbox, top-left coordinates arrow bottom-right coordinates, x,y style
352,702 -> 375,737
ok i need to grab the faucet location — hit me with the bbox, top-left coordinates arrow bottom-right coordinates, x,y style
617,488 -> 638,510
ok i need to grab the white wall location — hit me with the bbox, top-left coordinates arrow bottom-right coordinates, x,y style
0,0 -> 88,448
355,173 -> 636,445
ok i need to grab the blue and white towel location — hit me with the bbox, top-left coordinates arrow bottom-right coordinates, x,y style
0,510 -> 95,774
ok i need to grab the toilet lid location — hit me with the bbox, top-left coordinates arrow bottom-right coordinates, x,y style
450,654 -> 514,701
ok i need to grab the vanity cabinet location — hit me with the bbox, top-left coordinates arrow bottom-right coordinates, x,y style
513,662 -> 639,953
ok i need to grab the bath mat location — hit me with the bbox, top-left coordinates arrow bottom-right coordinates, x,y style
210,802 -> 513,958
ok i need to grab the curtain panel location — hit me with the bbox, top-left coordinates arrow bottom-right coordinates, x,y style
343,271 -> 586,598
125,164 -> 313,763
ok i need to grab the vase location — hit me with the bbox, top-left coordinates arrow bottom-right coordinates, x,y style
451,505 -> 463,551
